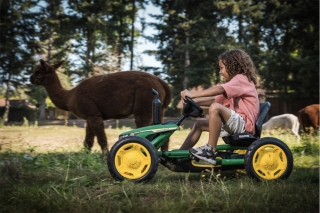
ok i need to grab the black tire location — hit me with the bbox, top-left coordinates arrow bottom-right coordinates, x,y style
107,136 -> 159,183
245,137 -> 293,181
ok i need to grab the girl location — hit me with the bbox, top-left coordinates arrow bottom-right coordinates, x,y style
180,49 -> 259,164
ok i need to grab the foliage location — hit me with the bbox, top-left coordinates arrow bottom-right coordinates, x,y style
0,0 -> 41,89
65,0 -> 147,79
257,0 -> 319,101
291,133 -> 320,156
0,0 -> 42,122
0,106 -> 37,122
0,0 -> 318,112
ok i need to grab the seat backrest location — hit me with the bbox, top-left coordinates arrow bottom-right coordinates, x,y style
255,102 -> 271,138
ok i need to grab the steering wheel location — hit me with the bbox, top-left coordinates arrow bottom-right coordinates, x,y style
185,97 -> 199,107
183,97 -> 204,117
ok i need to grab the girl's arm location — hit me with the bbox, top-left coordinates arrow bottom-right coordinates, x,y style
181,86 -> 225,100
192,97 -> 216,107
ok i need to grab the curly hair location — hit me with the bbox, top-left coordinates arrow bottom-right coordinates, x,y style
218,49 -> 258,85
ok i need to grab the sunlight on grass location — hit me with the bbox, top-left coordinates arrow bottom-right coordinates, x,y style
0,125 -> 217,153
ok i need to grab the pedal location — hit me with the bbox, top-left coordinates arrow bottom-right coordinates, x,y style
190,159 -> 219,168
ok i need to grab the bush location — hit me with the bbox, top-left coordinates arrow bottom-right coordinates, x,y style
0,106 -> 37,122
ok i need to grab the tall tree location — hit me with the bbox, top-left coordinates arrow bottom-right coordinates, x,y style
130,0 -> 136,70
258,0 -> 319,105
66,0 -> 113,78
105,0 -> 141,71
0,0 -> 41,123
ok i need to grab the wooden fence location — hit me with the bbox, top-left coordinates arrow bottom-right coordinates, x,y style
265,97 -> 317,120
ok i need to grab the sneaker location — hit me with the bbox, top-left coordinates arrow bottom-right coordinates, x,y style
189,144 -> 217,165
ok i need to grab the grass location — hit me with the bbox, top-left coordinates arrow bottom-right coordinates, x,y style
0,125 -> 319,213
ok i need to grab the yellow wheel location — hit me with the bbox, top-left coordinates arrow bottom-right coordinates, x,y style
115,143 -> 152,179
245,137 -> 293,180
108,136 -> 158,182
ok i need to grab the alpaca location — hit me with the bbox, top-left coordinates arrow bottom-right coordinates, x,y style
298,104 -> 319,135
30,59 -> 172,154
262,113 -> 300,141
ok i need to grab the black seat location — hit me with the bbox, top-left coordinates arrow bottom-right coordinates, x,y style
222,102 -> 271,146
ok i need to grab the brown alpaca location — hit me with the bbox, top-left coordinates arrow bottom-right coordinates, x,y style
30,60 -> 172,153
298,104 -> 319,135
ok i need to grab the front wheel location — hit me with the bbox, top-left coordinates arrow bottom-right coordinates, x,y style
245,137 -> 293,181
107,136 -> 159,183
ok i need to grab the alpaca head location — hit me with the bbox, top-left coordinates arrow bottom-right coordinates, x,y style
30,59 -> 65,85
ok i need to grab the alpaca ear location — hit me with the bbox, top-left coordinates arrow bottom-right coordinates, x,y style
54,60 -> 65,70
40,59 -> 47,68
40,59 -> 49,73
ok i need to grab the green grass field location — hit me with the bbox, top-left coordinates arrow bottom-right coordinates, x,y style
0,125 -> 319,213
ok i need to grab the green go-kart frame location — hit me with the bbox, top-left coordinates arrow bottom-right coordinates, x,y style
107,89 -> 294,182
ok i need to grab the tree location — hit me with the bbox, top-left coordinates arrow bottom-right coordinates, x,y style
258,0 -> 319,104
65,0 -> 111,78
0,0 -> 42,123
106,0 -> 141,71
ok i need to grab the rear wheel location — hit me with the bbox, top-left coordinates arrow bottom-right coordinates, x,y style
245,137 -> 293,180
107,136 -> 158,183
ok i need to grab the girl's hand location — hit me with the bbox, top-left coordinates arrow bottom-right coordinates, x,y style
180,89 -> 193,101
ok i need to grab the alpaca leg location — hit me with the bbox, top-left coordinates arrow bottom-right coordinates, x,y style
292,121 -> 301,142
291,128 -> 300,142
84,123 -> 95,151
87,118 -> 108,154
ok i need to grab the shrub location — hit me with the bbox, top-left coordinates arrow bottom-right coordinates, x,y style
0,106 -> 37,122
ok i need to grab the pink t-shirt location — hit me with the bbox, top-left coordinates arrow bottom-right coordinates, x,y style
214,74 -> 259,135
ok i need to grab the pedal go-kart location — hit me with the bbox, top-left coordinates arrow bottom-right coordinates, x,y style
107,89 -> 294,182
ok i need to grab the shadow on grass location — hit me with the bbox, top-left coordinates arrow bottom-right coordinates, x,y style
1,150 -> 318,184
154,163 -> 319,184
0,150 -> 319,213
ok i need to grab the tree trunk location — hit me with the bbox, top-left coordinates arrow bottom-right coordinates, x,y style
130,0 -> 135,70
238,13 -> 243,44
183,35 -> 190,90
117,18 -> 124,71
85,30 -> 91,78
3,72 -> 11,124
38,89 -> 47,120
39,27 -> 53,120
283,101 -> 287,114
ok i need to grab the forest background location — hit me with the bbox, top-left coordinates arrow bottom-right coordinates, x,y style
0,0 -> 319,123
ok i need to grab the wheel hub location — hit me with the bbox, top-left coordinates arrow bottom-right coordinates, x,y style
126,152 -> 141,169
252,144 -> 288,180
